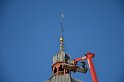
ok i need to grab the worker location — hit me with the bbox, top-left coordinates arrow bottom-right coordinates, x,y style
81,60 -> 86,68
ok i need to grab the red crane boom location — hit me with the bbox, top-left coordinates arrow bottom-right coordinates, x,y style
63,52 -> 98,82
73,52 -> 98,82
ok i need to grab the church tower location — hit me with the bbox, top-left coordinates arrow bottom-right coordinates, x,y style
46,13 -> 82,82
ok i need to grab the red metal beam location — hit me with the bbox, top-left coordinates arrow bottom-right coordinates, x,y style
86,52 -> 98,82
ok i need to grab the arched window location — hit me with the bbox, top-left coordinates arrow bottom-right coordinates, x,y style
54,67 -> 57,74
59,65 -> 64,71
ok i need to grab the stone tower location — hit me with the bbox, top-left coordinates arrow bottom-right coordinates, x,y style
46,13 -> 82,82
46,29 -> 82,82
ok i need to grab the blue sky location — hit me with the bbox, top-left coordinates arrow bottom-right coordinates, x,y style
0,0 -> 124,82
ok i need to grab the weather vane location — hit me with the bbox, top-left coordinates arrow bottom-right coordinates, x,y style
60,12 -> 64,36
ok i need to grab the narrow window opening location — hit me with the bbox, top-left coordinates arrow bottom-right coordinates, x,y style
54,67 -> 57,74
59,65 -> 64,71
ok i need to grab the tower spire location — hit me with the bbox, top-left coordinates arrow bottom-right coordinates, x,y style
59,12 -> 64,51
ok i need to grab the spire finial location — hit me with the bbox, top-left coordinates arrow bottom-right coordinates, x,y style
59,12 -> 64,51
60,12 -> 64,36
